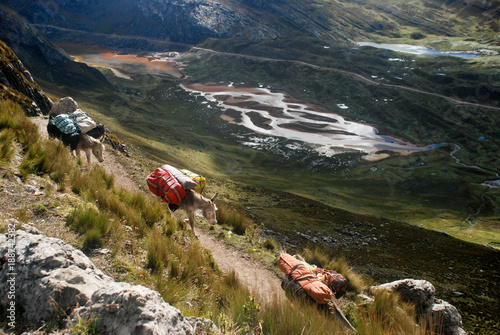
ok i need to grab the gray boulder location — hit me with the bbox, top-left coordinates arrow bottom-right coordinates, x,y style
0,230 -> 194,334
372,279 -> 435,314
431,299 -> 467,335
0,229 -> 111,323
49,97 -> 78,117
372,279 -> 467,335
74,283 -> 193,335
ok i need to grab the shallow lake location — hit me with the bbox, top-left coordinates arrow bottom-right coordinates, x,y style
356,42 -> 481,58
182,83 -> 444,160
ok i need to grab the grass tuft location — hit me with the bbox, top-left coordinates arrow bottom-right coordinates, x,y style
66,206 -> 113,251
356,290 -> 421,335
70,316 -> 99,335
0,128 -> 16,167
301,246 -> 331,268
147,233 -> 168,273
216,203 -> 253,235
262,237 -> 279,251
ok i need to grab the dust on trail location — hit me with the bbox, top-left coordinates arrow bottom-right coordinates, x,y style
31,115 -> 286,305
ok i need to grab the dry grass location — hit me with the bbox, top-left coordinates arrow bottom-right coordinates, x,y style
301,246 -> 369,294
217,202 -> 253,235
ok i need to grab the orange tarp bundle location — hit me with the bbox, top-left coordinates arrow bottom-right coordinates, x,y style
278,253 -> 332,304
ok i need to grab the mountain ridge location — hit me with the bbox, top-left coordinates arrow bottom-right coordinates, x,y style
0,40 -> 52,115
3,0 -> 499,47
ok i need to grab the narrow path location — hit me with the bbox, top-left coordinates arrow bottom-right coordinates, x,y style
196,228 -> 286,305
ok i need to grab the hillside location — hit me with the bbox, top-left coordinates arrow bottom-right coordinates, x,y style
0,40 -> 52,115
0,79 -> 498,335
1,2 -> 499,333
0,4 -> 110,88
0,37 -> 499,333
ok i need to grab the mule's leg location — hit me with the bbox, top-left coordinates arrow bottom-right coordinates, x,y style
85,149 -> 92,165
166,205 -> 174,218
187,211 -> 196,233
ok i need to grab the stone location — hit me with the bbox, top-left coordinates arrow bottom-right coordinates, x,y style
0,230 -> 194,334
21,223 -> 41,235
74,283 -> 193,335
185,317 -> 218,335
49,97 -> 78,117
372,279 -> 436,314
0,230 -> 112,323
372,279 -> 467,335
430,299 -> 467,335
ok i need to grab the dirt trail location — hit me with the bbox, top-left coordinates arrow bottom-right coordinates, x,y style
196,229 -> 285,304
32,116 -> 285,305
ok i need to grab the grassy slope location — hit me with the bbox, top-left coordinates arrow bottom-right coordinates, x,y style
3,98 -> 469,335
35,61 -> 500,332
37,46 -> 500,244
312,0 -> 500,41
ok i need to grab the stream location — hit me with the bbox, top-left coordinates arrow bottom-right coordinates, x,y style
181,82 -> 445,161
449,144 -> 500,188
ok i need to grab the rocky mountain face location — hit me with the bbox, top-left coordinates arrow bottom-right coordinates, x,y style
2,0 -> 342,45
2,0 -> 498,47
0,4 -> 109,88
0,40 -> 52,115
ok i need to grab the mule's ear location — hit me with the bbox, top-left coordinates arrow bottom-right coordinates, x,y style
211,192 -> 219,202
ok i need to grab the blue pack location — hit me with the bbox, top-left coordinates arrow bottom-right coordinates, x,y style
52,114 -> 78,135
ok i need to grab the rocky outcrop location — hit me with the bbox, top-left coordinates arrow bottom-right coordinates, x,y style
1,0 -> 342,45
373,279 -> 436,314
74,283 -> 193,335
431,299 -> 467,335
4,0 -> 499,50
0,4 -> 109,88
0,229 -> 194,334
372,279 -> 467,335
0,40 -> 53,115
